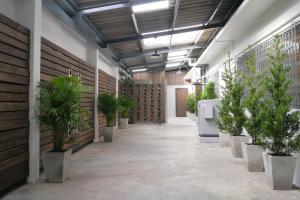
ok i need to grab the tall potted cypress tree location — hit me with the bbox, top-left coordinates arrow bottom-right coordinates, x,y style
260,37 -> 300,189
218,55 -> 248,156
38,76 -> 88,182
242,50 -> 265,172
217,64 -> 233,147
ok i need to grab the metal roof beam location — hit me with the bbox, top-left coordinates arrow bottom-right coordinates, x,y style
106,22 -> 225,44
120,44 -> 204,59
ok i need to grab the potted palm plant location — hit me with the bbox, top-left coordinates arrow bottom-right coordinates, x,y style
117,95 -> 134,129
260,37 -> 300,189
98,93 -> 117,142
38,76 -> 87,182
242,50 -> 265,172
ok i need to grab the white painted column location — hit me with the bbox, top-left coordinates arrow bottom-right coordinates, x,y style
115,67 -> 119,128
15,0 -> 42,183
93,50 -> 99,142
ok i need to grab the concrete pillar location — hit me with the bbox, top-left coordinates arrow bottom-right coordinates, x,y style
15,0 -> 42,183
93,50 -> 99,142
115,67 -> 119,128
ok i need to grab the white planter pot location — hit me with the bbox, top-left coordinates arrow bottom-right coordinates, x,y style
119,118 -> 128,129
293,153 -> 300,188
242,143 -> 264,172
230,136 -> 249,158
262,152 -> 297,190
218,131 -> 230,147
104,126 -> 115,142
42,149 -> 72,183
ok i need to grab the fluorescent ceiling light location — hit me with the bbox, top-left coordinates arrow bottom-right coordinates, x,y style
132,68 -> 147,73
132,1 -> 169,13
81,3 -> 127,14
168,50 -> 188,57
141,29 -> 170,36
166,62 -> 181,68
174,24 -> 204,31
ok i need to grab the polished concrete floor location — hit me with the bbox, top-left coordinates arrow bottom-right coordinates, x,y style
3,118 -> 300,200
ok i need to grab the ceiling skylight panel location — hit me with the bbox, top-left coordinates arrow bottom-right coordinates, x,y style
171,31 -> 201,46
142,35 -> 170,49
132,1 -> 169,13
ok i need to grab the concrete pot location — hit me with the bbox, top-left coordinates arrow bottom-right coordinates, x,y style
119,118 -> 128,129
230,136 -> 249,158
42,149 -> 72,183
242,143 -> 264,172
293,153 -> 300,188
218,131 -> 230,147
262,152 -> 297,190
104,126 -> 115,142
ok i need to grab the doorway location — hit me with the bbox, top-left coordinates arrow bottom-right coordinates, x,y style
176,88 -> 188,117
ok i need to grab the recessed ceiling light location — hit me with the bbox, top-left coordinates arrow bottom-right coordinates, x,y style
132,1 -> 169,13
132,68 -> 147,73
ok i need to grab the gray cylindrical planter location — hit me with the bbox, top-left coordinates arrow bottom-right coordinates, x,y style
218,131 -> 230,147
293,153 -> 300,188
42,149 -> 72,183
119,118 -> 128,129
242,143 -> 264,172
262,152 -> 297,190
104,126 -> 115,142
230,136 -> 249,158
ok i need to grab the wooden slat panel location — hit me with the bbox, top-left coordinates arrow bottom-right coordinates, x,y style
40,38 -> 95,153
0,14 -> 29,194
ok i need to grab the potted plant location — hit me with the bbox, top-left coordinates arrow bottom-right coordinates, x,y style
117,95 -> 134,129
98,93 -> 118,142
186,93 -> 196,120
218,55 -> 248,155
217,64 -> 233,147
38,76 -> 87,182
260,37 -> 300,189
241,50 -> 265,172
262,36 -> 300,189
201,81 -> 217,100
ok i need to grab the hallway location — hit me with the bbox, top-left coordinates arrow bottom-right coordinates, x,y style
3,120 -> 300,200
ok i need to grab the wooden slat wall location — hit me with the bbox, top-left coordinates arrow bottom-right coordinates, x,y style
40,38 -> 95,153
98,69 -> 116,138
119,83 -> 165,123
165,70 -> 188,85
133,71 -> 165,84
0,13 -> 30,194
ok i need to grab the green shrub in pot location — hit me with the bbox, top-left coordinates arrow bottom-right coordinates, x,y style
260,36 -> 300,189
117,95 -> 134,129
201,81 -> 217,100
38,76 -> 88,182
186,93 -> 196,114
98,93 -> 118,142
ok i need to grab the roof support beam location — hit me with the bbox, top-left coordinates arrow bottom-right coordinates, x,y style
107,22 -> 225,44
120,45 -> 204,59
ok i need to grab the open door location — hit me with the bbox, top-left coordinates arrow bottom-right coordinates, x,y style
176,88 -> 188,117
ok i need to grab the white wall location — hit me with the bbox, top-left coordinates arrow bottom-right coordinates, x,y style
0,0 -> 17,20
201,0 -> 300,92
41,6 -> 118,77
166,85 -> 194,121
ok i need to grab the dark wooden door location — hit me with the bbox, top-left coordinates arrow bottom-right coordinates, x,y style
176,88 -> 188,117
